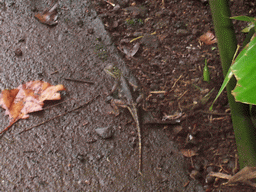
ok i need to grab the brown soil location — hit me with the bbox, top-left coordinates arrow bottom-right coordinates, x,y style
91,0 -> 256,191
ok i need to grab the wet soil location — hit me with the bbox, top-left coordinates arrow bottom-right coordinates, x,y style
91,0 -> 256,191
0,0 -> 256,191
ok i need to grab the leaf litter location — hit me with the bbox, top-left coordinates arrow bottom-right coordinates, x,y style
0,80 -> 66,134
199,31 -> 217,45
34,3 -> 58,26
210,166 -> 256,188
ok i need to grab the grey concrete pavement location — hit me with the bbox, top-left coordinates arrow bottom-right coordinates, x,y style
0,0 -> 203,191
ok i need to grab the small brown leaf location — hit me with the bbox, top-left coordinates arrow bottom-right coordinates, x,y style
0,80 -> 66,134
34,3 -> 58,26
122,42 -> 140,58
199,31 -> 217,45
180,149 -> 198,157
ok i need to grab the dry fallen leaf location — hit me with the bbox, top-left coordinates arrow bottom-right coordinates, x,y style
199,31 -> 217,45
0,80 -> 66,134
180,149 -> 198,157
210,166 -> 256,188
34,3 -> 58,26
122,42 -> 140,58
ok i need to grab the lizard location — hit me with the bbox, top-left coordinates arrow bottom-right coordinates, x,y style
104,64 -> 143,175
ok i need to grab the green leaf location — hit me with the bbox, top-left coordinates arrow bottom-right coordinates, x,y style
241,23 -> 255,33
230,16 -> 256,22
231,35 -> 256,105
203,59 -> 210,82
209,67 -> 233,110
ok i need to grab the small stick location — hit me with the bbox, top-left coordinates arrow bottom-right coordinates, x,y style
43,97 -> 75,110
3,0 -> 6,11
19,95 -> 100,134
172,74 -> 183,88
127,104 -> 142,175
64,78 -> 94,84
198,110 -> 230,116
0,119 -> 19,135
50,70 -> 59,75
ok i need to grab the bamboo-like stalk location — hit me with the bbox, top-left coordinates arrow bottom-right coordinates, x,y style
209,0 -> 256,167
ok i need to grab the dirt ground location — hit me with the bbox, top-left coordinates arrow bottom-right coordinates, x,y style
0,0 -> 255,191
91,0 -> 256,191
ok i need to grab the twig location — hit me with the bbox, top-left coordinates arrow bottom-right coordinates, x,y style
19,95 -> 100,134
3,0 -> 6,11
64,78 -> 94,84
172,74 -> 183,88
144,110 -> 230,125
199,110 -> 230,116
127,104 -> 142,175
43,97 -> 75,110
0,119 -> 19,135
50,70 -> 58,75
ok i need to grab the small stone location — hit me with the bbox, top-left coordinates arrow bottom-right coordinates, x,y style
129,137 -> 137,148
205,174 -> 215,184
227,160 -> 235,170
190,170 -> 201,180
206,166 -> 216,173
76,20 -> 84,28
176,29 -> 189,36
105,96 -> 113,104
141,34 -> 160,48
179,60 -> 185,65
155,10 -> 168,17
174,21 -> 186,29
194,162 -> 203,171
116,0 -> 129,7
95,126 -> 114,139
76,154 -> 86,163
113,4 -> 121,12
222,158 -> 229,164
14,48 -> 22,56
87,28 -> 94,34
124,6 -> 148,17
192,28 -> 200,36
133,32 -> 143,36
18,37 -> 25,42
169,11 -> 175,17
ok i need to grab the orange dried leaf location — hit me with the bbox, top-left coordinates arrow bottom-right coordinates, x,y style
34,3 -> 58,26
199,31 -> 217,45
180,149 -> 198,157
0,80 -> 66,134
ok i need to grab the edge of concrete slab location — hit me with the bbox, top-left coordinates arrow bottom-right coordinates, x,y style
85,4 -> 205,192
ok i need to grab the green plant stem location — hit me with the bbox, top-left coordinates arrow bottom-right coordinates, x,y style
209,0 -> 256,167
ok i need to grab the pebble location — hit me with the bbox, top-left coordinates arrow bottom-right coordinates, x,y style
227,160 -> 235,170
87,28 -> 94,34
141,34 -> 160,48
222,158 -> 229,164
95,126 -> 114,139
205,174 -> 215,184
129,137 -> 137,148
76,20 -> 84,28
179,60 -> 185,65
155,10 -> 168,17
105,96 -> 113,104
194,162 -> 203,171
192,28 -> 200,36
190,170 -> 201,180
206,166 -> 216,173
124,6 -> 148,17
14,48 -> 22,56
116,0 -> 129,8
176,29 -> 189,36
